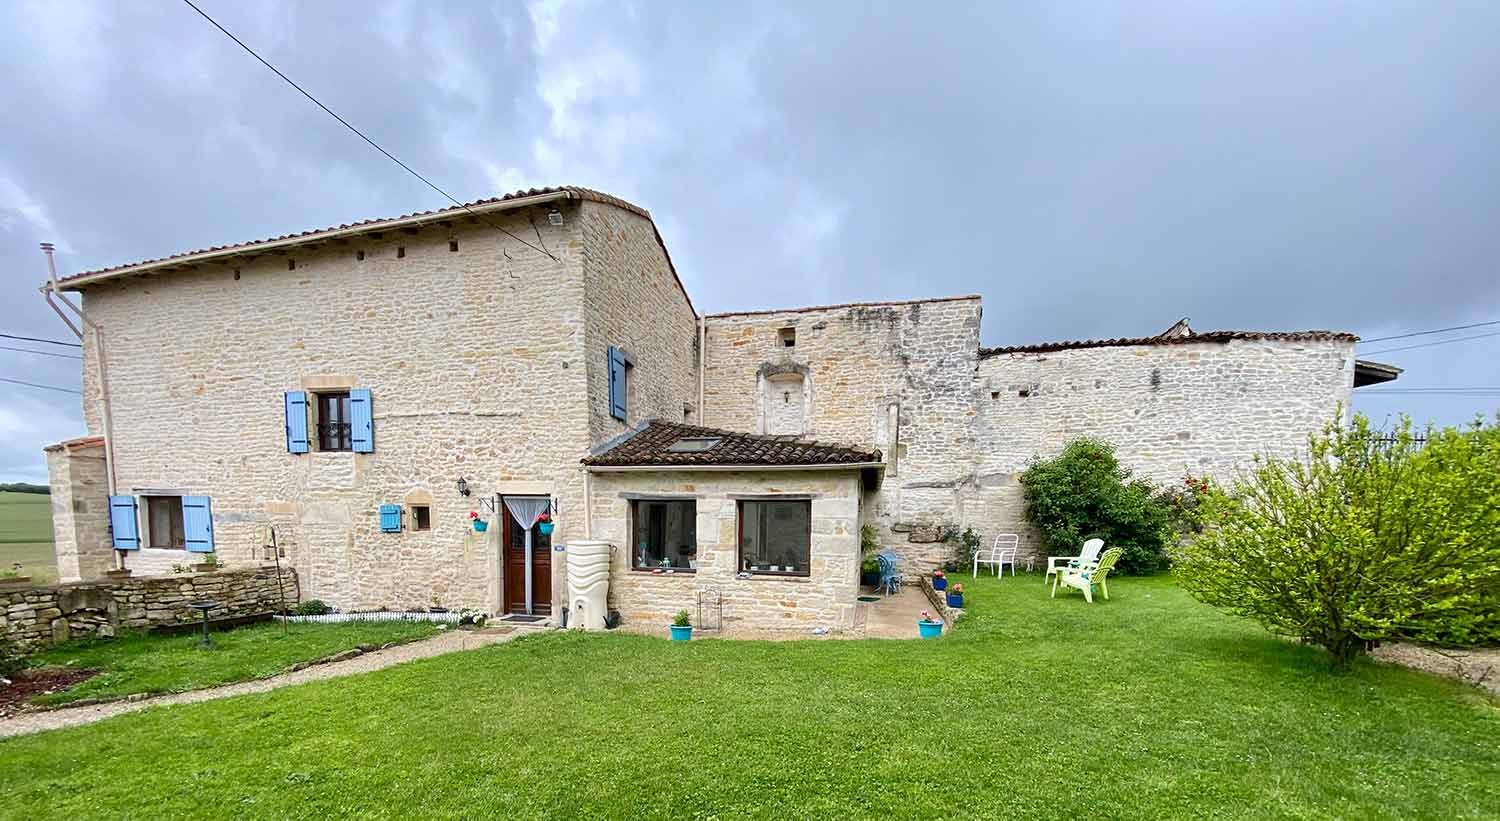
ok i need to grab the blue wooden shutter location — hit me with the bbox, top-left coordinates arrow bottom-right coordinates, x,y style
285,391 -> 310,454
350,388 -> 374,452
379,504 -> 402,532
109,495 -> 140,550
182,496 -> 215,553
607,346 -> 627,421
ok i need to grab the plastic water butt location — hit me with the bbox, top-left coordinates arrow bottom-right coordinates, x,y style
565,540 -> 613,630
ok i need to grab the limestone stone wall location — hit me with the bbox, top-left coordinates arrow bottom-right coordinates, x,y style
580,200 -> 699,442
64,200 -> 695,615
701,298 -> 982,574
962,337 -> 1356,562
45,438 -> 113,582
2,566 -> 298,651
586,469 -> 862,631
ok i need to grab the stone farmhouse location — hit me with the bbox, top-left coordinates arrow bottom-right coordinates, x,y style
41,186 -> 1398,632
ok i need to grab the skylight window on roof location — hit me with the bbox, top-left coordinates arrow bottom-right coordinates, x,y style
666,437 -> 722,453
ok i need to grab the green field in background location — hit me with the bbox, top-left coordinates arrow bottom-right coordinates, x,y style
0,490 -> 58,583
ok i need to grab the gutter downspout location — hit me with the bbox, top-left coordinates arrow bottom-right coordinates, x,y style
41,243 -> 123,571
698,315 -> 706,426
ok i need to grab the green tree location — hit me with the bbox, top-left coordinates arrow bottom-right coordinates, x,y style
1019,438 -> 1172,575
1175,413 -> 1500,669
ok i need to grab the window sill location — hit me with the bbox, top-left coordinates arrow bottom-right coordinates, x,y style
630,567 -> 697,575
741,570 -> 811,579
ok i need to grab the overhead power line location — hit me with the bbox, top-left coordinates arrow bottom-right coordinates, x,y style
1359,318 -> 1500,344
0,376 -> 82,394
0,332 -> 82,348
179,0 -> 557,262
1362,329 -> 1500,357
0,344 -> 83,360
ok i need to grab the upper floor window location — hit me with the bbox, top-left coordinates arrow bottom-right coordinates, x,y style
316,392 -> 353,451
607,346 -> 632,422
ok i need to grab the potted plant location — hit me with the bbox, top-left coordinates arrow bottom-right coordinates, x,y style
470,511 -> 488,533
670,609 -> 693,641
192,552 -> 221,573
859,525 -> 881,587
860,555 -> 881,587
932,569 -> 947,591
536,512 -> 554,536
946,583 -> 964,609
917,609 -> 943,639
457,608 -> 487,628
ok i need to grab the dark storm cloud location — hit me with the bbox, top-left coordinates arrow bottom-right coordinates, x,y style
2,0 -> 1497,480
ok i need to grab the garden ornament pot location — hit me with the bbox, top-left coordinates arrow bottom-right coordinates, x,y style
670,625 -> 693,641
473,520 -> 488,532
538,521 -> 554,535
918,619 -> 943,639
933,576 -> 947,591
946,592 -> 964,608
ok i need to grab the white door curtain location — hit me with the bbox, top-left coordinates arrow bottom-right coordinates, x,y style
502,496 -> 551,615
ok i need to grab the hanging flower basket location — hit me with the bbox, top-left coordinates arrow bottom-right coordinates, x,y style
537,512 -> 554,535
470,511 -> 488,532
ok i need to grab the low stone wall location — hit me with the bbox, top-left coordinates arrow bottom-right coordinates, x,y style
1,566 -> 299,651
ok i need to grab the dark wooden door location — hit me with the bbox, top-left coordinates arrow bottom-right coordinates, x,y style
502,512 -> 552,615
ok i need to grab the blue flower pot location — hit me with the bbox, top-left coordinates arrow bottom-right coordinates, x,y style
472,521 -> 488,533
932,576 -> 947,591
946,593 -> 964,608
670,625 -> 693,641
917,620 -> 943,639
538,522 -> 554,535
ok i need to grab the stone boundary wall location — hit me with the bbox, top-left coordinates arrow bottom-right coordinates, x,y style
1,566 -> 299,651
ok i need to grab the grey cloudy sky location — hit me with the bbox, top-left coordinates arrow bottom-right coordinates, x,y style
2,1 -> 1498,482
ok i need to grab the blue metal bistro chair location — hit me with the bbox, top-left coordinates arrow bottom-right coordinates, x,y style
877,552 -> 902,596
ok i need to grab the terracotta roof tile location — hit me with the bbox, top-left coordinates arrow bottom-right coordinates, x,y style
583,420 -> 880,468
979,329 -> 1357,357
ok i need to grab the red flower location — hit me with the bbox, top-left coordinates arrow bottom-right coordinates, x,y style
536,512 -> 551,523
469,511 -> 479,520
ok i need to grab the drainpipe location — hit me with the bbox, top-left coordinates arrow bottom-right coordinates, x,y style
40,243 -> 123,571
697,316 -> 706,425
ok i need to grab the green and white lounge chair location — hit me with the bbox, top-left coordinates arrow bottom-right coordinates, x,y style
1045,538 -> 1104,585
1051,547 -> 1123,603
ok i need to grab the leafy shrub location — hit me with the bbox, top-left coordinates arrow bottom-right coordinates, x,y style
292,599 -> 332,616
944,527 -> 981,573
1019,438 -> 1172,574
1175,413 -> 1500,668
0,634 -> 24,678
672,610 -> 692,628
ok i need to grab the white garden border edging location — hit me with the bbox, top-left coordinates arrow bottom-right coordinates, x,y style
281,611 -> 464,625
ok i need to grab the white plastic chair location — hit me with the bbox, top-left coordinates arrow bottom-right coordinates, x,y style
973,533 -> 1019,578
1045,538 -> 1104,585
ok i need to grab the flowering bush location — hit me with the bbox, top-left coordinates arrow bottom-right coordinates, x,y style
457,608 -> 487,627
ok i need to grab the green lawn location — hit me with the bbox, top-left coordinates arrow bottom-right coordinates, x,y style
2,576 -> 1497,819
0,490 -> 57,584
25,620 -> 441,705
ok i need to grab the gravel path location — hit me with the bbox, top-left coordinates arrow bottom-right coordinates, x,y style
0,627 -> 527,739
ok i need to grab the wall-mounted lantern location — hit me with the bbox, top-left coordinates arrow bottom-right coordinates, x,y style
457,477 -> 471,497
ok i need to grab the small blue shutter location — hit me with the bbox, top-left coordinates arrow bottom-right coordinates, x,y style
182,496 -> 215,553
285,391 -> 309,454
109,495 -> 140,550
350,388 -> 374,453
607,346 -> 627,421
379,504 -> 402,532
